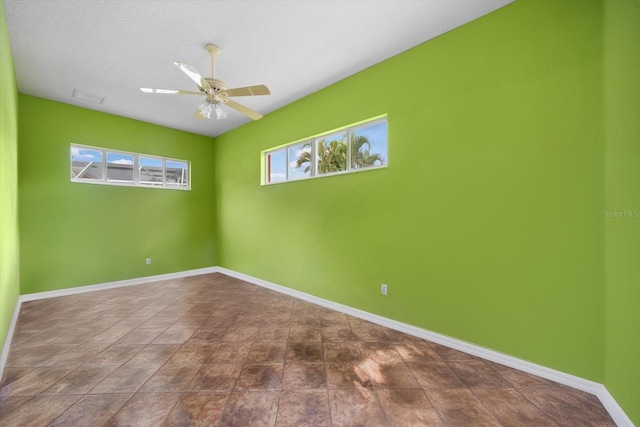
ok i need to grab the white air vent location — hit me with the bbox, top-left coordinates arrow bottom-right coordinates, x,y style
72,89 -> 107,105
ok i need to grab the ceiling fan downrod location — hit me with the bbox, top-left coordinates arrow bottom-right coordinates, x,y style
205,44 -> 221,79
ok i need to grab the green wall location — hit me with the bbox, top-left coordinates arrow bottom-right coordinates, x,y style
215,0 -> 606,382
18,95 -> 217,294
603,0 -> 640,423
0,0 -> 20,352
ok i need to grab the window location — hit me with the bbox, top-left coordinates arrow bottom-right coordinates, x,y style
107,152 -> 134,184
288,142 -> 312,180
263,115 -> 387,185
71,146 -> 103,181
266,149 -> 286,184
166,161 -> 189,188
317,131 -> 348,175
139,156 -> 164,186
71,144 -> 190,190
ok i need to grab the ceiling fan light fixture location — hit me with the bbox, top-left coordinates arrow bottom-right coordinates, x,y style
198,100 -> 212,119
214,102 -> 228,120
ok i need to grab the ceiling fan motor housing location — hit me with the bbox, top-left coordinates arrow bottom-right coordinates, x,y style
204,78 -> 228,92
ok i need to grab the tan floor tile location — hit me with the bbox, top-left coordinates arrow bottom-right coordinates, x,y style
188,327 -> 228,343
351,326 -> 390,342
0,367 -> 74,397
288,326 -> 322,342
151,326 -> 196,344
48,393 -> 131,427
320,326 -> 357,342
166,343 -> 217,365
222,326 -> 260,342
219,390 -> 279,426
473,388 -> 558,426
115,327 -> 167,345
236,363 -> 284,390
326,361 -> 372,388
377,388 -> 443,426
256,326 -> 290,342
429,342 -> 478,361
247,342 -> 288,363
328,388 -> 387,426
104,392 -> 180,427
427,388 -> 501,426
394,341 -> 442,363
125,344 -> 181,366
519,387 -> 616,426
323,342 -> 362,363
286,342 -> 324,363
447,360 -> 511,388
365,361 -> 421,389
0,395 -> 32,420
189,363 -> 243,391
277,389 -> 331,427
407,361 -> 466,389
0,394 -> 81,426
45,343 -> 109,366
164,391 -> 229,426
6,344 -> 77,367
359,342 -> 403,363
282,362 -> 327,389
84,344 -> 144,366
42,365 -> 117,395
85,327 -> 133,345
0,367 -> 34,388
489,362 -> 559,388
206,342 -> 252,363
90,364 -> 159,393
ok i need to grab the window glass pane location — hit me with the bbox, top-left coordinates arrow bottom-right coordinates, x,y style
106,152 -> 134,183
351,120 -> 387,169
71,146 -> 103,180
267,150 -> 286,183
166,160 -> 189,188
139,156 -> 164,186
317,132 -> 348,175
288,142 -> 312,180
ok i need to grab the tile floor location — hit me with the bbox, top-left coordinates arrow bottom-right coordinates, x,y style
0,273 -> 615,426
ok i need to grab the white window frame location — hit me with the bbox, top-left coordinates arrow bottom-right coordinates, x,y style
263,115 -> 387,185
70,144 -> 190,190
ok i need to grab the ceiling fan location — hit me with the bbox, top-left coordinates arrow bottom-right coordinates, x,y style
141,43 -> 270,120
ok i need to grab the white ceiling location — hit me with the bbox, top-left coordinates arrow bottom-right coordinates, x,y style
4,0 -> 513,138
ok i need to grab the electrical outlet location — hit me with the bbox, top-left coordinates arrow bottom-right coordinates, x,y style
381,283 -> 388,296
146,258 -> 151,265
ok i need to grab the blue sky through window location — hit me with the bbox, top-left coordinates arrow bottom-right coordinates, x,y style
352,121 -> 387,166
107,152 -> 133,165
140,156 -> 162,168
71,147 -> 102,163
269,150 -> 286,183
288,143 -> 311,180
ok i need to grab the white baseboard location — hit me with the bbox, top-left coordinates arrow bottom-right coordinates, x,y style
19,266 -> 220,302
0,266 -> 633,426
0,299 -> 22,385
217,267 -> 634,427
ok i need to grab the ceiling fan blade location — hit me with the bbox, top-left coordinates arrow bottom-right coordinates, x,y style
173,61 -> 212,91
225,99 -> 263,120
140,88 -> 204,95
225,85 -> 271,97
